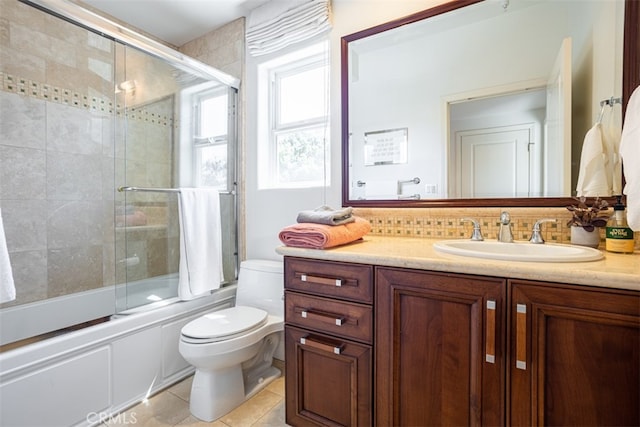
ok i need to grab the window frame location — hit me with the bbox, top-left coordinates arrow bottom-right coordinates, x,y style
259,41 -> 330,189
192,86 -> 230,189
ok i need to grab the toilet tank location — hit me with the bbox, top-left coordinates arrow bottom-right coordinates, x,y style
235,259 -> 284,317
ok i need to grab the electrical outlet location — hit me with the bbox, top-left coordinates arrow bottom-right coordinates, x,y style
425,184 -> 438,194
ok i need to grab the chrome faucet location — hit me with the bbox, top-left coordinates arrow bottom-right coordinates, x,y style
461,218 -> 484,241
498,211 -> 514,243
529,218 -> 557,244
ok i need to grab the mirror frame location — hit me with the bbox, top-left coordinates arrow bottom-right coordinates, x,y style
341,0 -> 639,208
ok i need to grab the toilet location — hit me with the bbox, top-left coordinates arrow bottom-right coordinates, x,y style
179,259 -> 284,422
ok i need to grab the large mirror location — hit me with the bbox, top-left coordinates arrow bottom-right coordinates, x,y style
342,0 -> 639,207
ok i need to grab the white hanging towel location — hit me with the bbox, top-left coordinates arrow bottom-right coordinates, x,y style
177,188 -> 224,300
575,123 -> 610,197
619,85 -> 640,231
602,113 -> 623,195
0,208 -> 16,303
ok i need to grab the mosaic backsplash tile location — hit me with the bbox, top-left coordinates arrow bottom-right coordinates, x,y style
354,207 -> 640,249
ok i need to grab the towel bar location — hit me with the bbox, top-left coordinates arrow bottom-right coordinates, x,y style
118,186 -> 235,195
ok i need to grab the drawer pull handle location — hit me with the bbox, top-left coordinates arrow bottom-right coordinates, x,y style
516,303 -> 527,370
485,300 -> 496,364
300,336 -> 343,354
300,273 -> 342,287
301,309 -> 345,326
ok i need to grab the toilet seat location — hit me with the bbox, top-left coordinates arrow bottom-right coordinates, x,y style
181,306 -> 268,344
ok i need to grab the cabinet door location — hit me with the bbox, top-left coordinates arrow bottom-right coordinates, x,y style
376,267 -> 505,427
285,326 -> 372,427
509,280 -> 640,426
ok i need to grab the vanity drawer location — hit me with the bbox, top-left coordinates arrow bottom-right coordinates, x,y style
285,257 -> 373,303
285,291 -> 373,344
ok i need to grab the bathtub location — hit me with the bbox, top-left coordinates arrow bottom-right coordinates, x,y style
1,273 -> 187,346
115,272 -> 181,314
0,284 -> 236,427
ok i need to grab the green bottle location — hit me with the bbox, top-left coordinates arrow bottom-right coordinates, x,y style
605,196 -> 634,254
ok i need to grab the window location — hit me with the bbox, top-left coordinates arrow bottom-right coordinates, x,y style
258,42 -> 330,189
193,88 -> 229,189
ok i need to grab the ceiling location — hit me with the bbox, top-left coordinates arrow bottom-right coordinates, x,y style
81,0 -> 271,46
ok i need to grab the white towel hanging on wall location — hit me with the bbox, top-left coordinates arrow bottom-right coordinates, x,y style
0,208 -> 16,303
576,97 -> 623,197
576,123 -> 609,197
619,86 -> 640,231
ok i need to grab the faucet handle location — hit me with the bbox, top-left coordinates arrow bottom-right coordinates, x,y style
500,211 -> 511,224
461,218 -> 484,241
529,218 -> 557,244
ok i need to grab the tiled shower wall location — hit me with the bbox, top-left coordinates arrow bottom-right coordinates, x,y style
0,0 -> 177,308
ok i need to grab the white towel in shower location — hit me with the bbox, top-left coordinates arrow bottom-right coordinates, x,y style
0,208 -> 16,303
620,85 -> 640,231
177,188 -> 224,300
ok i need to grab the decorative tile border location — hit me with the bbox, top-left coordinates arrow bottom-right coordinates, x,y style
1,71 -> 174,126
354,207 -> 640,248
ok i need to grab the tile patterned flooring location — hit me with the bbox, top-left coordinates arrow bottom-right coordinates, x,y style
105,371 -> 288,427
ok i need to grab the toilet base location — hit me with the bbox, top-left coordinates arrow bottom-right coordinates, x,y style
188,333 -> 283,422
189,364 -> 281,422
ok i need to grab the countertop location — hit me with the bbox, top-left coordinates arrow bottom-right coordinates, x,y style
276,236 -> 640,292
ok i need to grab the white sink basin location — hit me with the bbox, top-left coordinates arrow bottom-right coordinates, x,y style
433,240 -> 604,263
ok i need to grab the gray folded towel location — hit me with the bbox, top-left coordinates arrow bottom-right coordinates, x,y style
296,205 -> 355,226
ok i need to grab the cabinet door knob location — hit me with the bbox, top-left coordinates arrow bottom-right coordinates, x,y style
516,303 -> 527,370
300,336 -> 344,355
300,273 -> 343,287
301,309 -> 346,326
486,300 -> 496,363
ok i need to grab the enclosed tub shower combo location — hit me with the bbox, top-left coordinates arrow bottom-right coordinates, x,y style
0,0 -> 243,425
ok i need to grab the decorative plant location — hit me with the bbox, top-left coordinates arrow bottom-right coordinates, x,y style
566,197 -> 610,232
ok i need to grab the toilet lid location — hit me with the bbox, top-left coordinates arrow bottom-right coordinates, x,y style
181,306 -> 268,341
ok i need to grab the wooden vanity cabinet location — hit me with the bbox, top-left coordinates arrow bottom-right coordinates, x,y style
509,279 -> 640,426
284,257 -> 374,427
375,267 -> 506,427
283,256 -> 639,427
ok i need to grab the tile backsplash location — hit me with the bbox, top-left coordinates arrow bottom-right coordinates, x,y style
354,207 -> 640,249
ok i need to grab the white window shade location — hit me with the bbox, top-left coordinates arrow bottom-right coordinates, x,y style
247,0 -> 331,56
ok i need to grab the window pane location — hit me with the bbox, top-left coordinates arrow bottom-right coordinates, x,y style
200,94 -> 228,137
278,66 -> 326,125
198,144 -> 227,188
276,127 -> 328,184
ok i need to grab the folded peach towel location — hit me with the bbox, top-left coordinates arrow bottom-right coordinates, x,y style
279,217 -> 372,249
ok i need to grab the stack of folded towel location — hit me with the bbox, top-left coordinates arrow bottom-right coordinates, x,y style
115,205 -> 148,227
279,206 -> 372,249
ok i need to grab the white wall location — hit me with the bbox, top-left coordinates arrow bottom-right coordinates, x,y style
244,0 -> 446,260
244,0 -> 623,259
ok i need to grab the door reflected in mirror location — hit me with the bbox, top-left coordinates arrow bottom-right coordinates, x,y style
342,0 -> 631,207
